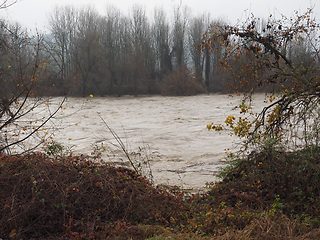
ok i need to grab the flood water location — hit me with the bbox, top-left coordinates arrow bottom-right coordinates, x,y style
48,93 -> 267,192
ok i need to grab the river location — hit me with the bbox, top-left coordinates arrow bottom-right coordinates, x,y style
46,93 -> 267,192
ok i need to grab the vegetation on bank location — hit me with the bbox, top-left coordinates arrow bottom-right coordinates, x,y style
1,143 -> 320,239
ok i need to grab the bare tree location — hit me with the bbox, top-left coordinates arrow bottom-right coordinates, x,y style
188,15 -> 205,81
45,3 -> 229,96
0,20 -> 66,154
100,6 -> 123,94
72,6 -> 103,96
47,5 -> 78,91
128,5 -> 154,93
101,6 -> 133,95
171,6 -> 190,68
153,7 -> 172,79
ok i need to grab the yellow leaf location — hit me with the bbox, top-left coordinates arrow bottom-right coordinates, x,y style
9,229 -> 17,238
90,94 -> 93,98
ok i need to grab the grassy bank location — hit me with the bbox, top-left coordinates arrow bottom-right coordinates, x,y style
0,146 -> 320,239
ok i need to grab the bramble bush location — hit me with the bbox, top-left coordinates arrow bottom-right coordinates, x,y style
0,153 -> 188,239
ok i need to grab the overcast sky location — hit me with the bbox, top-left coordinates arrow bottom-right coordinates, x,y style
2,0 -> 319,32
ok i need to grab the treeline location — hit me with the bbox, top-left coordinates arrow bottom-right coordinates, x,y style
0,5 -> 313,97
1,5 -> 227,97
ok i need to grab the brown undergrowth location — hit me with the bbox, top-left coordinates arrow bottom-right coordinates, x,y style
0,153 -> 187,239
218,146 -> 320,220
0,146 -> 320,239
182,146 -> 320,238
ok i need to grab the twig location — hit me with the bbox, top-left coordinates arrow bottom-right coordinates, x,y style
98,114 -> 139,174
0,97 -> 66,153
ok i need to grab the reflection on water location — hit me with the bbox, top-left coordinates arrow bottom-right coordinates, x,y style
48,94 -> 267,191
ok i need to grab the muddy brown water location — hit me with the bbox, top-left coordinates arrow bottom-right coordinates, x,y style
36,93 -> 268,192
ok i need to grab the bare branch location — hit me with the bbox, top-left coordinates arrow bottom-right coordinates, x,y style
0,97 -> 66,153
0,0 -> 18,10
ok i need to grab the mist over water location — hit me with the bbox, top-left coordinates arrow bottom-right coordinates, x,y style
50,93 -> 267,191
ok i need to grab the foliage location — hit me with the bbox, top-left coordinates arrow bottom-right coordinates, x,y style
220,145 -> 320,219
204,9 -> 320,150
180,145 -> 320,238
44,141 -> 73,159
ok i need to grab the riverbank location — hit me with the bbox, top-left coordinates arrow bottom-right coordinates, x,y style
1,145 -> 319,239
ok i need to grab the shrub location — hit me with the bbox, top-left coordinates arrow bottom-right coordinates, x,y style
160,64 -> 205,96
217,145 -> 320,221
0,153 -> 186,239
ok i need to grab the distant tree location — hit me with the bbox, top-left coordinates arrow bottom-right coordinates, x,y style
153,8 -> 173,79
172,6 -> 190,68
47,5 -> 78,93
188,14 -> 207,82
100,6 -> 126,95
128,5 -> 153,94
46,3 -> 228,96
72,6 -> 104,96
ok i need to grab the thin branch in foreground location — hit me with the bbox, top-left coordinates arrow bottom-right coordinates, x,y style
98,113 -> 139,174
0,97 -> 67,154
